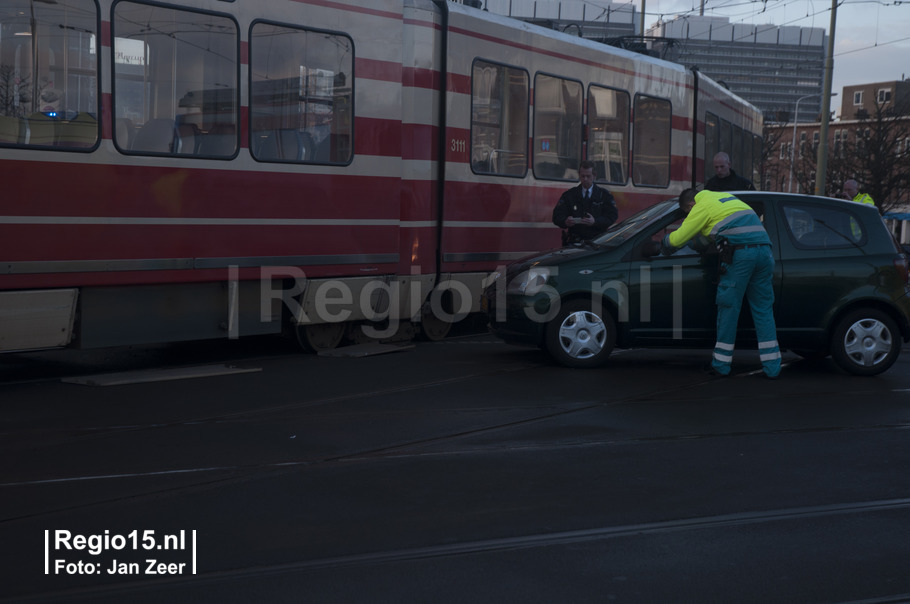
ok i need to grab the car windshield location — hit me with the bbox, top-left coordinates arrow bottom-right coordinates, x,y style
591,200 -> 679,247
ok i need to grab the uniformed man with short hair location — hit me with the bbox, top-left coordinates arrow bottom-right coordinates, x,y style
552,160 -> 618,245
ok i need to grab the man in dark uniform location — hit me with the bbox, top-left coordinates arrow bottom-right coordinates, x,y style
704,152 -> 755,192
552,160 -> 618,245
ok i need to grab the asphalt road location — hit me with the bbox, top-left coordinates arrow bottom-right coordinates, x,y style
2,333 -> 910,603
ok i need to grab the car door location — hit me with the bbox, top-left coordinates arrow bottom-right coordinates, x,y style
625,211 -> 720,345
768,197 -> 874,347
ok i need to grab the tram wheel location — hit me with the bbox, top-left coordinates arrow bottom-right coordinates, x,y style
419,311 -> 452,341
296,322 -> 346,352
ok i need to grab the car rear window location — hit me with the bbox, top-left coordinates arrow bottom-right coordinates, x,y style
783,204 -> 865,249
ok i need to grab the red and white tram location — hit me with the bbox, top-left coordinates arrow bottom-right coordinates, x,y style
0,0 -> 762,352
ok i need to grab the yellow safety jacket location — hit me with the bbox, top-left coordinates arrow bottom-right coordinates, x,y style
852,193 -> 875,206
668,190 -> 770,249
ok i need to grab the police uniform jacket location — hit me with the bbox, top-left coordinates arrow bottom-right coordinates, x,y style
552,184 -> 618,242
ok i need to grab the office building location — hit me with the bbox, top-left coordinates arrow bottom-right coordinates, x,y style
647,16 -> 826,123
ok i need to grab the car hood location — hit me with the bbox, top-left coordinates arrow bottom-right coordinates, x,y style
509,245 -> 605,272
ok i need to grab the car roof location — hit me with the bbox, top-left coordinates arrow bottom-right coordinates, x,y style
733,191 -> 881,213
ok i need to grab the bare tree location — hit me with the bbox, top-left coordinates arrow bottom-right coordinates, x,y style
0,65 -> 30,118
771,96 -> 910,210
845,96 -> 910,213
791,137 -> 857,198
759,109 -> 791,191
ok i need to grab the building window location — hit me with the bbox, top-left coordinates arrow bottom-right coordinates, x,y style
853,91 -> 863,105
878,89 -> 892,104
812,131 -> 819,152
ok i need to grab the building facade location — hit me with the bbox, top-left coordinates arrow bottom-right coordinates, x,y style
474,0 -> 640,42
647,16 -> 826,124
840,80 -> 910,121
763,80 -> 910,237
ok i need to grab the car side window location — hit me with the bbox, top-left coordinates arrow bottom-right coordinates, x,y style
655,214 -> 704,257
784,204 -> 864,249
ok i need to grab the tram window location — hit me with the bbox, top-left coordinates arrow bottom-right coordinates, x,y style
703,111 -> 718,184
719,118 -> 732,159
586,85 -> 629,185
631,95 -> 670,188
741,127 -> 753,184
752,134 -> 763,188
113,2 -> 238,157
471,59 -> 528,177
533,74 -> 582,181
732,124 -> 744,176
0,0 -> 98,150
249,23 -> 353,165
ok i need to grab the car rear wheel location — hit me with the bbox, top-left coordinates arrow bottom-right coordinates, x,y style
545,299 -> 616,368
830,309 -> 901,376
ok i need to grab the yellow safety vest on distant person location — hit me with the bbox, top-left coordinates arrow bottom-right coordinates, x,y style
852,193 -> 875,206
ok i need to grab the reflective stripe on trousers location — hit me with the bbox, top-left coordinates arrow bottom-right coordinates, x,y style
711,246 -> 781,378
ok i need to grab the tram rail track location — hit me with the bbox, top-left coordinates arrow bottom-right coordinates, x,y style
4,343 -> 910,602
3,386 -> 910,520
0,350 -> 897,446
3,351 -> 909,499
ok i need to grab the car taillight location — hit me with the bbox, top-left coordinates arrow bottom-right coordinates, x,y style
894,254 -> 910,284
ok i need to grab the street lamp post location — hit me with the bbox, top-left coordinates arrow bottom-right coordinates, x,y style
788,94 -> 817,193
814,0 -> 839,196
788,93 -> 836,193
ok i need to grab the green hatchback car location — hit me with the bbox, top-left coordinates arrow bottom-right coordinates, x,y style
485,192 -> 910,376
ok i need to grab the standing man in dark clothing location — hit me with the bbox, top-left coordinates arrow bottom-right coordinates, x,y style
552,160 -> 618,245
704,152 -> 755,192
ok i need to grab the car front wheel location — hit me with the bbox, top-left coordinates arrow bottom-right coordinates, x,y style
545,299 -> 616,368
830,308 -> 901,376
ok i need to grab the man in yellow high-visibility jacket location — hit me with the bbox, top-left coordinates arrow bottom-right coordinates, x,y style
661,188 -> 782,379
843,180 -> 875,206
